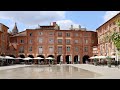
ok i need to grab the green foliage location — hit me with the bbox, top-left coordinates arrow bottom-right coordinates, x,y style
116,19 -> 120,26
111,32 -> 120,51
110,19 -> 120,51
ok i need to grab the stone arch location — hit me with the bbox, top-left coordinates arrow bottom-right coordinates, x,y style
82,55 -> 90,64
57,55 -> 61,64
74,55 -> 78,64
66,55 -> 71,64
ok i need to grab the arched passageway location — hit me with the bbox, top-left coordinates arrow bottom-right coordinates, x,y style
28,55 -> 34,58
82,55 -> 90,64
74,55 -> 78,64
28,55 -> 34,64
37,55 -> 45,64
9,55 -> 16,58
57,55 -> 61,64
66,55 -> 71,64
47,55 -> 54,64
18,55 -> 25,64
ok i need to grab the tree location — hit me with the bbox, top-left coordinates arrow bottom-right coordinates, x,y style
111,32 -> 120,51
111,19 -> 120,51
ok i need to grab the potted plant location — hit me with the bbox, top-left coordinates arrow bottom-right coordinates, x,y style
106,56 -> 112,67
93,58 -> 97,66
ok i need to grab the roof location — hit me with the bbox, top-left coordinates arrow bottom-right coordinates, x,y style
96,12 -> 120,30
11,31 -> 26,37
0,23 -> 9,29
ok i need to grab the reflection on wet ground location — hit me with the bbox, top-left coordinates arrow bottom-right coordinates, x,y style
0,65 -> 101,79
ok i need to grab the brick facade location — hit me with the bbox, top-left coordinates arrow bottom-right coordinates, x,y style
96,13 -> 120,57
1,22 -> 98,64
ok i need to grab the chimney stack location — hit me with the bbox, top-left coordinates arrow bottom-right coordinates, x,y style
53,22 -> 56,26
79,25 -> 81,29
71,25 -> 73,30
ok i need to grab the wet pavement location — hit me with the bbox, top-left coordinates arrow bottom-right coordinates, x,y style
0,65 -> 101,79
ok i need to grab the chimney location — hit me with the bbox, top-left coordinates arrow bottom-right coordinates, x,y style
71,25 -> 73,30
53,22 -> 56,26
79,25 -> 81,29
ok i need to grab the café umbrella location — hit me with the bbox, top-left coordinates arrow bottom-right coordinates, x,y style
34,57 -> 44,59
89,56 -> 96,59
34,57 -> 44,64
23,57 -> 32,60
45,57 -> 55,66
23,57 -> 33,64
15,57 -> 23,59
4,56 -> 15,59
0,56 -> 4,61
94,56 -> 106,59
0,56 -> 4,59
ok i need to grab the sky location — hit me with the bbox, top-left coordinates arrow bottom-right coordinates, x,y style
0,11 -> 120,32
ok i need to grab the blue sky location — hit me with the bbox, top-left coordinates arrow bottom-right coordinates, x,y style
0,11 -> 119,32
65,11 -> 106,30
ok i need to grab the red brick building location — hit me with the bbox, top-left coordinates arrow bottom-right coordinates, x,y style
1,22 -> 97,64
96,13 -> 120,58
0,23 -> 9,56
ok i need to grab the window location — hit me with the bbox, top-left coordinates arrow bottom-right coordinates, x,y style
19,46 -> 24,53
75,33 -> 78,37
85,39 -> 88,44
20,39 -> 24,43
39,32 -> 43,35
66,32 -> 70,37
75,47 -> 79,52
49,47 -> 54,53
29,40 -> 32,44
100,46 -> 103,55
84,47 -> 88,52
58,39 -> 62,44
58,32 -> 62,37
106,44 -> 108,55
84,33 -> 88,37
38,46 -> 43,54
92,40 -> 94,44
39,38 -> 43,43
49,32 -> 53,36
74,40 -> 78,44
1,34 -> 4,40
49,38 -> 54,44
66,39 -> 70,44
80,34 -> 82,37
1,43 -> 4,49
109,23 -> 112,27
114,27 -> 117,32
113,21 -> 116,25
66,46 -> 70,52
58,46 -> 62,54
30,33 -> 32,36
29,46 -> 32,51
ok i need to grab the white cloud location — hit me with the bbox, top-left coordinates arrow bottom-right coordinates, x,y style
0,11 -> 85,31
0,11 -> 65,26
56,20 -> 84,30
104,11 -> 120,22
